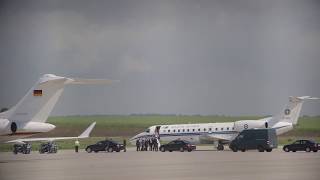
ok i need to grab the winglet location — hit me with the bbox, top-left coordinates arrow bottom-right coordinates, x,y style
78,122 -> 96,138
66,78 -> 119,85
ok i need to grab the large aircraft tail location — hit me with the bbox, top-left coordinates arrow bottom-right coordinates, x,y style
0,74 -> 116,123
268,96 -> 319,127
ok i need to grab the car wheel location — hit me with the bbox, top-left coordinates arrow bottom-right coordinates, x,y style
169,150 -> 172,152
258,146 -> 264,152
283,147 -> 290,152
232,147 -> 238,152
188,149 -> 192,152
107,147 -> 113,152
313,150 -> 318,152
241,149 -> 246,152
86,147 -> 92,153
179,147 -> 184,152
305,147 -> 311,152
266,149 -> 272,152
292,150 -> 296,152
160,147 -> 165,152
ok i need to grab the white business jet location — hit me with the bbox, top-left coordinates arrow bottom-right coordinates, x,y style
130,96 -> 319,150
0,74 -> 114,143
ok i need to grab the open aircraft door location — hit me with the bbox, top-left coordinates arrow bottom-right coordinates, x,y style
155,126 -> 161,139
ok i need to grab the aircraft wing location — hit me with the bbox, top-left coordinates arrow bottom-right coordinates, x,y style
7,122 -> 96,144
200,133 -> 237,141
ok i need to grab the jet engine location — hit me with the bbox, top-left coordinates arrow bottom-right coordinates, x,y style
0,120 -> 55,135
234,120 -> 267,132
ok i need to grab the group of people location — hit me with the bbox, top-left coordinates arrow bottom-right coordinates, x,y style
136,137 -> 159,151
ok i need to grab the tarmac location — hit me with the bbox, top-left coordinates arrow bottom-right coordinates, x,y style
0,146 -> 319,180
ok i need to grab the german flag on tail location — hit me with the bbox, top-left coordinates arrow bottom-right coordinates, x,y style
33,90 -> 42,96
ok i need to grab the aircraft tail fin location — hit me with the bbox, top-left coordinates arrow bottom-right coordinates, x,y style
268,96 -> 319,127
1,74 -> 116,124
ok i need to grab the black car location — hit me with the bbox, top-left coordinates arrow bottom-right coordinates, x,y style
159,140 -> 196,152
86,140 -> 125,153
283,140 -> 319,152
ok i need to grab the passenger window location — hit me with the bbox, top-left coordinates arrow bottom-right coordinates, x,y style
209,128 -> 212,131
227,127 -> 229,130
168,130 -> 170,133
193,129 -> 195,132
183,129 -> 185,132
221,128 -> 223,130
178,129 -> 180,132
215,128 -> 218,131
187,129 -> 189,132
204,128 -> 206,131
198,128 -> 201,132
173,130 -> 176,132
232,127 -> 235,130
163,130 -> 166,133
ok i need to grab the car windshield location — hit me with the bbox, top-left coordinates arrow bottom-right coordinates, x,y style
307,140 -> 316,144
182,140 -> 192,144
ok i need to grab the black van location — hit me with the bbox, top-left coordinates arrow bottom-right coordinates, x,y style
229,129 -> 277,152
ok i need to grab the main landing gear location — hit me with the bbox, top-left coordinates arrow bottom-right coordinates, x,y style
214,141 -> 224,151
217,143 -> 224,151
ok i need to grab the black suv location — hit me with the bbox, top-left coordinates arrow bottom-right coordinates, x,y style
86,140 -> 125,153
283,140 -> 319,152
160,140 -> 196,152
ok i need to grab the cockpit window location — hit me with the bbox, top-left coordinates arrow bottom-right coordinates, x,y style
145,128 -> 150,133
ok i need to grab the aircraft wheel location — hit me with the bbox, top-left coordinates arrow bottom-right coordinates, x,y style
217,144 -> 224,151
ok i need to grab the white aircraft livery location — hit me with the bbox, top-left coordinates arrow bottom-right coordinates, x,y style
0,74 -> 114,143
130,96 -> 319,150
8,122 -> 96,144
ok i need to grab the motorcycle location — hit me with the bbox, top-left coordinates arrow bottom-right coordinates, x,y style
39,142 -> 58,154
13,143 -> 32,154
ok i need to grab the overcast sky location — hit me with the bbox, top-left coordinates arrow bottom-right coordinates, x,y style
0,0 -> 319,116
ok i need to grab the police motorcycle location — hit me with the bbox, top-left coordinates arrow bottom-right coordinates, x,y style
13,143 -> 32,154
39,142 -> 58,154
